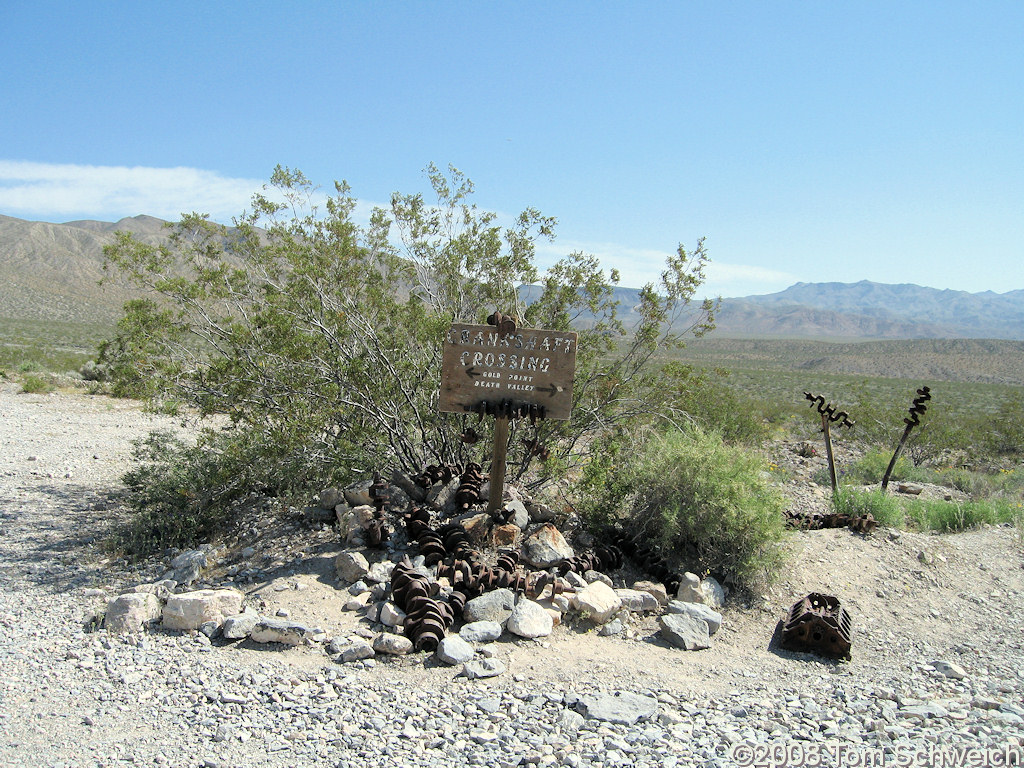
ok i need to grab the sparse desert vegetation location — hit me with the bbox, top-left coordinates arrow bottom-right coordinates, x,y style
2,176 -> 1021,579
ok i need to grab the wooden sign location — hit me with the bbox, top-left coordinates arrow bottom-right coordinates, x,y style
439,323 -> 578,421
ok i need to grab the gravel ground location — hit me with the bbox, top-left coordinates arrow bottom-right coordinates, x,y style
2,383 -> 1023,768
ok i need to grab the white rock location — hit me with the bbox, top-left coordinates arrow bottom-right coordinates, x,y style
503,500 -> 530,529
372,632 -> 413,655
631,580 -> 669,606
667,600 -> 723,635
598,618 -> 624,636
564,571 -> 588,589
340,640 -> 375,662
460,620 -> 503,643
250,619 -> 320,645
364,561 -> 395,584
379,601 -> 406,628
573,582 -> 622,624
221,610 -> 261,640
105,593 -> 162,635
464,589 -> 516,625
700,576 -> 726,609
507,599 -> 553,638
461,658 -> 506,679
675,572 -> 703,603
168,549 -> 207,586
436,635 -> 475,665
659,613 -> 711,650
343,593 -> 372,611
584,570 -> 612,586
335,551 -> 370,583
615,588 -> 661,613
932,660 -> 967,680
521,524 -> 574,568
162,589 -> 244,631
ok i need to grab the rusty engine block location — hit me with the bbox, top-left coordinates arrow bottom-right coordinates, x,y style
779,592 -> 852,660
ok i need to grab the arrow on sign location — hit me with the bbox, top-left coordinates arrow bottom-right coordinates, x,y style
536,384 -> 564,397
465,367 -> 483,379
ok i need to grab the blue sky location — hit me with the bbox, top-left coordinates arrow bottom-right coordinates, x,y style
1,2 -> 1021,298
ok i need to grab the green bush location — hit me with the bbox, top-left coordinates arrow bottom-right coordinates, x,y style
987,392 -> 1024,456
101,165 -> 718,555
578,424 -> 786,592
20,373 -> 56,394
658,363 -> 768,445
113,429 -> 325,556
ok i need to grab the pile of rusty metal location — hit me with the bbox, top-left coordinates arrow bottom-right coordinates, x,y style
784,508 -> 877,534
779,592 -> 852,660
361,466 -> 704,651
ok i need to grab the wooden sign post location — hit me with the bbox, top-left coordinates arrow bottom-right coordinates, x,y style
439,322 -> 578,511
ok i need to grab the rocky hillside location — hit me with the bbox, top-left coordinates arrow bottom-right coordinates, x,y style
0,213 -> 169,324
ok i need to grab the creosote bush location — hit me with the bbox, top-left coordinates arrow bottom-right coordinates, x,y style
20,373 -> 56,394
578,424 -> 786,592
100,164 -> 717,554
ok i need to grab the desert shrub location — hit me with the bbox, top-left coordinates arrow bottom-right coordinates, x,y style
113,428 -> 330,555
986,392 -> 1024,456
659,363 -> 769,445
832,488 -> 905,528
938,467 -> 988,495
578,424 -> 786,592
78,359 -> 108,382
101,165 -> 717,553
20,373 -> 56,394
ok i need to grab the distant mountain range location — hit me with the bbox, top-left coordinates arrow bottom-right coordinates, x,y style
2,213 -> 1022,340
566,281 -> 1024,341
719,281 -> 1024,340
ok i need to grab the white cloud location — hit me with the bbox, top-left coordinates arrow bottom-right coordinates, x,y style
0,160 -> 266,222
703,262 -> 799,298
536,240 -> 797,298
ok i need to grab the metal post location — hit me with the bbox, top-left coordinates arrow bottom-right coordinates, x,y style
881,386 -> 931,492
880,423 -> 913,492
822,414 -> 839,495
487,416 -> 510,514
